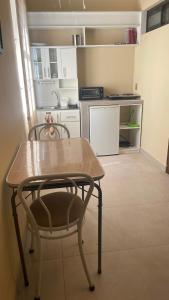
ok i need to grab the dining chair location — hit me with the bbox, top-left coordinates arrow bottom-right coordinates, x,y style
17,173 -> 95,300
28,123 -> 70,141
28,122 -> 70,240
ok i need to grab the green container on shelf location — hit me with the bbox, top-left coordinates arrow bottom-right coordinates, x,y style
127,122 -> 139,128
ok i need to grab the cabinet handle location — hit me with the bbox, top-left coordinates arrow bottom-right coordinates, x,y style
44,67 -> 46,78
48,67 -> 50,78
63,67 -> 67,78
66,116 -> 76,119
64,124 -> 66,134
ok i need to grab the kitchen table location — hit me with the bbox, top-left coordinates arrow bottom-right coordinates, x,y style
6,138 -> 104,286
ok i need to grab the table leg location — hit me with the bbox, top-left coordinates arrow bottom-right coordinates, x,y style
94,182 -> 102,274
11,190 -> 29,287
82,185 -> 85,201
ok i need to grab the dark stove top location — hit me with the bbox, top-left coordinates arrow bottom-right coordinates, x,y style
106,93 -> 141,100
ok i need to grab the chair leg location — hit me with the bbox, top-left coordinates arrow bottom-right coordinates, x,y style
34,233 -> 42,300
29,231 -> 35,254
77,226 -> 95,291
32,191 -> 36,201
82,186 -> 85,201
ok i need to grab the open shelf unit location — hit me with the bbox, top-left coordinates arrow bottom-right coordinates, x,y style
119,104 -> 142,152
28,11 -> 142,47
120,124 -> 140,130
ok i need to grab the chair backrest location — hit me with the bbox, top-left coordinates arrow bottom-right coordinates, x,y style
28,123 -> 70,141
17,173 -> 94,233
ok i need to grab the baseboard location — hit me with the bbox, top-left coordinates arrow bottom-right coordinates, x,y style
140,148 -> 166,172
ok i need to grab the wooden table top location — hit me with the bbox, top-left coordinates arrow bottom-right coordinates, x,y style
6,138 -> 105,187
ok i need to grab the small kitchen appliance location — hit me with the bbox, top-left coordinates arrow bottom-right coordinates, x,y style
106,93 -> 140,100
79,87 -> 104,100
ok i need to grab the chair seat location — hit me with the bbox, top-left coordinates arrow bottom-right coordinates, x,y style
30,192 -> 83,228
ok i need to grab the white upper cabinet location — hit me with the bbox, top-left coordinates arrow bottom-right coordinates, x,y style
58,48 -> 77,79
31,47 -> 79,107
32,48 -> 57,80
31,48 -> 43,80
31,47 -> 77,80
48,48 -> 58,79
41,48 -> 51,80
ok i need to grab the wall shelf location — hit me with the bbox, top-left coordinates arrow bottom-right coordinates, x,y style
28,11 -> 142,47
77,44 -> 138,48
120,124 -> 140,130
120,104 -> 142,151
27,11 -> 142,27
120,146 -> 139,153
59,87 -> 77,90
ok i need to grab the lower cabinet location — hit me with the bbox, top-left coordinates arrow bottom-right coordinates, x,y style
36,109 -> 80,138
81,101 -> 143,156
90,105 -> 120,156
61,121 -> 80,138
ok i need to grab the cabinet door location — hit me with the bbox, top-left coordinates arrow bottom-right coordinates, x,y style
48,48 -> 58,79
32,48 -> 51,80
58,48 -> 77,79
36,110 -> 59,124
90,106 -> 120,156
60,110 -> 80,122
31,48 -> 43,80
61,121 -> 80,138
42,48 -> 51,80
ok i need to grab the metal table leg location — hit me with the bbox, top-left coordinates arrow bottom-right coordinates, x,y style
11,190 -> 29,287
82,185 -> 85,201
94,183 -> 103,274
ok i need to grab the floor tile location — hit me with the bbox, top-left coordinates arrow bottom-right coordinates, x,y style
100,154 -> 169,207
103,203 -> 169,251
63,246 -> 169,300
17,153 -> 169,300
41,259 -> 65,300
18,258 -> 65,300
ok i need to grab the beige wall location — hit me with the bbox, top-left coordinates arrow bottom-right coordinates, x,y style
77,47 -> 135,95
138,0 -> 162,10
0,0 -> 27,299
27,0 -> 138,110
26,0 -> 139,11
134,24 -> 169,166
29,29 -> 135,94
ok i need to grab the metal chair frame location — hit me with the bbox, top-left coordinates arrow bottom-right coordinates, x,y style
18,173 -> 95,300
28,123 -> 70,141
28,122 -> 70,254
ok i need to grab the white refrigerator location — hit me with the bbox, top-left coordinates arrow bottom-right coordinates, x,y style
90,105 -> 120,156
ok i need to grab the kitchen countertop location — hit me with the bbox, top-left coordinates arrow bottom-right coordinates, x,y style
79,99 -> 143,106
36,105 -> 79,111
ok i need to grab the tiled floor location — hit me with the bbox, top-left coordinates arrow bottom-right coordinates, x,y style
18,153 -> 169,300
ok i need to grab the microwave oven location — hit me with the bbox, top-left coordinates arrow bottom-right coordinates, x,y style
79,87 -> 104,100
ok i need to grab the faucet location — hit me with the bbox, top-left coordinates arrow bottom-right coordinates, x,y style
51,90 -> 57,96
51,90 -> 60,107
